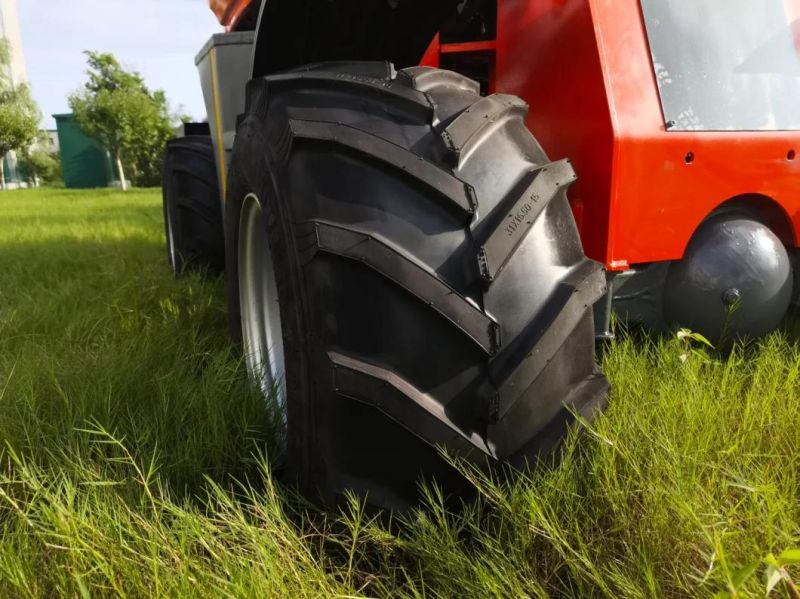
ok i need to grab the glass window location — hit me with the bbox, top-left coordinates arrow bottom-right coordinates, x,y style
640,0 -> 800,131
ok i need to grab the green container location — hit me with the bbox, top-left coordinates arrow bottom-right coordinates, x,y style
53,114 -> 112,188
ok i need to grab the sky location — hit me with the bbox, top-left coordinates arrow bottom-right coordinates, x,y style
18,0 -> 222,129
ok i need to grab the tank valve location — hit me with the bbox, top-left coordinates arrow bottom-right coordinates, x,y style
722,287 -> 742,307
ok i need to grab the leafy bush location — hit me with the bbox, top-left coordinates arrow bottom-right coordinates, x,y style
18,149 -> 62,186
0,40 -> 41,188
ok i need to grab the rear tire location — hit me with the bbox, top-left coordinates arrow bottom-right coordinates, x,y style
226,62 -> 608,509
162,136 -> 225,275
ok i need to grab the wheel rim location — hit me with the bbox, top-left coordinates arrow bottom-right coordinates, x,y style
238,193 -> 287,429
165,184 -> 178,271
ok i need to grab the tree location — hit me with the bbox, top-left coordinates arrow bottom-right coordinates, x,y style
125,89 -> 176,187
68,52 -> 176,190
19,147 -> 62,186
0,40 -> 41,190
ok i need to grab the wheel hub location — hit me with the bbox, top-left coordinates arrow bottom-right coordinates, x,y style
165,193 -> 178,271
238,193 -> 287,426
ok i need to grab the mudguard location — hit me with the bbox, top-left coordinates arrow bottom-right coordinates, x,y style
251,0 -> 460,78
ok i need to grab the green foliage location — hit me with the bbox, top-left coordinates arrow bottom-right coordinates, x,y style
0,40 -> 41,173
763,550 -> 800,596
0,87 -> 39,156
1,189 -> 800,597
0,36 -> 10,72
18,146 -> 62,186
68,52 -> 175,187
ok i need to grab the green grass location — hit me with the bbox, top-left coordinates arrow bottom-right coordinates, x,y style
1,187 -> 799,598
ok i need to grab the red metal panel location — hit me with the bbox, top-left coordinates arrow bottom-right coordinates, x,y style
596,0 -> 799,268
440,41 -> 497,54
496,0 -> 615,266
209,0 -> 253,30
420,34 -> 441,68
495,0 -> 800,270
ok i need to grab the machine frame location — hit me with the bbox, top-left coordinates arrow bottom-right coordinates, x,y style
420,0 -> 800,273
206,0 -> 800,271
190,0 -> 800,338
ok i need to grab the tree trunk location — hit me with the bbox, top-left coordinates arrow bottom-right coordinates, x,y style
0,157 -> 6,191
115,151 -> 128,191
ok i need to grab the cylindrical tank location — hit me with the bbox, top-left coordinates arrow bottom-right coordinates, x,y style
664,213 -> 793,343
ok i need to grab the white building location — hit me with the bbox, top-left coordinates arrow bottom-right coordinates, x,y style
0,0 -> 25,86
0,0 -> 28,187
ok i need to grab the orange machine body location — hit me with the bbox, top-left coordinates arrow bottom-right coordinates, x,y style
210,0 -> 254,31
421,0 -> 800,272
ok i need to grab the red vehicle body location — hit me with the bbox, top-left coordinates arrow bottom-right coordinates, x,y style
209,0 -> 254,31
419,0 -> 800,272
201,0 -> 798,342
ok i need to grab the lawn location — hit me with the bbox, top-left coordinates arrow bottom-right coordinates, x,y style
1,187 -> 799,598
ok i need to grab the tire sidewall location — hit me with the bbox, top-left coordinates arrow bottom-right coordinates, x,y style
225,115 -> 321,497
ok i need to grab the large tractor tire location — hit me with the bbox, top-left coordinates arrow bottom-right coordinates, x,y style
162,136 -> 225,276
226,62 -> 608,509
